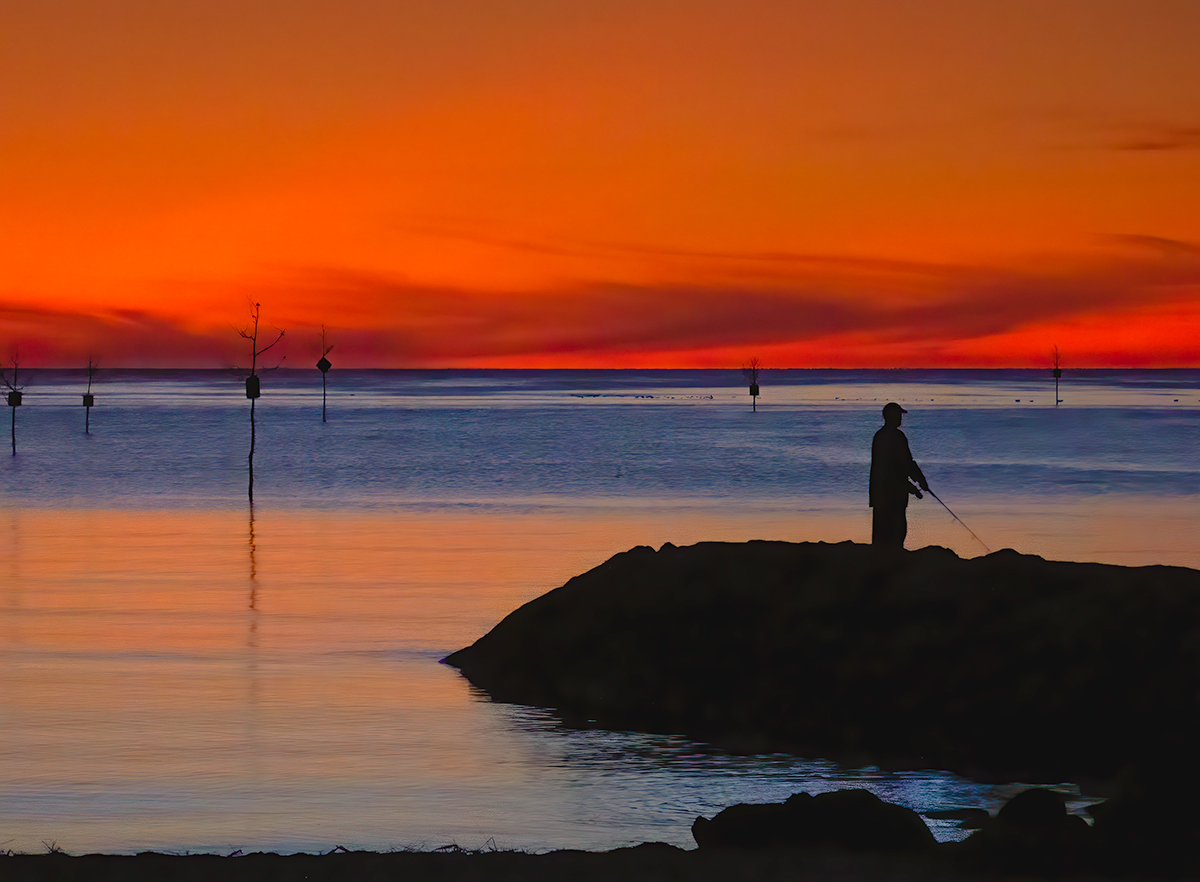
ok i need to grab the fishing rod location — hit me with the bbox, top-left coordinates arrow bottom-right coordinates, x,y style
925,489 -> 991,554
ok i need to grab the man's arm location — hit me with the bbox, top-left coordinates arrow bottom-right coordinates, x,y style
903,436 -> 929,491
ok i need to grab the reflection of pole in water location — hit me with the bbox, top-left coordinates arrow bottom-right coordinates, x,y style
248,503 -> 258,613
247,504 -> 260,712
245,505 -> 261,752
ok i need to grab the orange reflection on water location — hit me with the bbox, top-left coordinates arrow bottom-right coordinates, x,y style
4,498 -> 1197,655
1,503 -> 870,653
2,499 -> 1197,854
2,502 -> 864,853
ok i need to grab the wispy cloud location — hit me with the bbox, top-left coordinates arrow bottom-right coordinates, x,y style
5,236 -> 1200,367
0,304 -> 245,367
270,238 -> 1200,363
1108,125 -> 1200,152
1106,234 -> 1200,255
401,221 -> 953,278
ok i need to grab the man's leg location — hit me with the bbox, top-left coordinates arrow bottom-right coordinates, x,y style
872,505 -> 907,549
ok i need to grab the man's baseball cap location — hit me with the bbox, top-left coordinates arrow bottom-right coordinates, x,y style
882,402 -> 907,417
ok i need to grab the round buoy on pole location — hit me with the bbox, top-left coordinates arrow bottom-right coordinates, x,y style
1051,345 -> 1063,406
246,375 -> 261,399
743,357 -> 762,413
7,390 -> 19,455
317,356 -> 332,421
82,359 -> 100,433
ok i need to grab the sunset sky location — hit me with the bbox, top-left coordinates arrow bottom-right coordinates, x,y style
3,0 -> 1200,367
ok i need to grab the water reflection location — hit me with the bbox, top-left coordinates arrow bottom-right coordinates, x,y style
0,504 -> 1172,854
245,504 -> 261,748
248,503 -> 258,606
493,703 -> 1100,845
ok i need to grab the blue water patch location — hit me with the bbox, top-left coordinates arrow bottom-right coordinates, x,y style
3,370 -> 1198,508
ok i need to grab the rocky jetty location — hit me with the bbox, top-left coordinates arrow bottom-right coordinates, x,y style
445,540 -> 1200,782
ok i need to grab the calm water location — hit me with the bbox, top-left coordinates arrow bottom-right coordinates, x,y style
3,369 -> 1198,854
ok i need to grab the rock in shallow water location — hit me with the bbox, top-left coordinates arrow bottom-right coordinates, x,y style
692,789 -> 936,853
956,788 -> 1098,875
444,540 -> 1200,780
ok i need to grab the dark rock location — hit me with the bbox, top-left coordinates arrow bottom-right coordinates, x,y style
997,787 -> 1068,833
692,801 -> 798,850
444,540 -> 1200,781
956,788 -> 1098,876
692,789 -> 935,853
1089,762 -> 1200,876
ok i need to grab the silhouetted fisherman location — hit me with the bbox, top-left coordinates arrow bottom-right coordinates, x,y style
869,402 -> 928,549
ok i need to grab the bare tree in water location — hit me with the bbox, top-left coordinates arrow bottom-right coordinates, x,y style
1,350 -> 27,455
742,357 -> 762,412
236,303 -> 285,503
317,325 -> 334,422
83,358 -> 99,433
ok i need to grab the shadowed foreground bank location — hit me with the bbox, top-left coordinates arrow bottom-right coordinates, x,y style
445,540 -> 1200,782
0,845 -> 1122,882
8,780 -> 1200,880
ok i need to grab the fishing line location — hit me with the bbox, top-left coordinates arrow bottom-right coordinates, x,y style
926,490 -> 991,554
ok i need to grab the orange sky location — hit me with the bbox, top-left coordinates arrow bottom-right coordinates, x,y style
3,0 -> 1200,367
